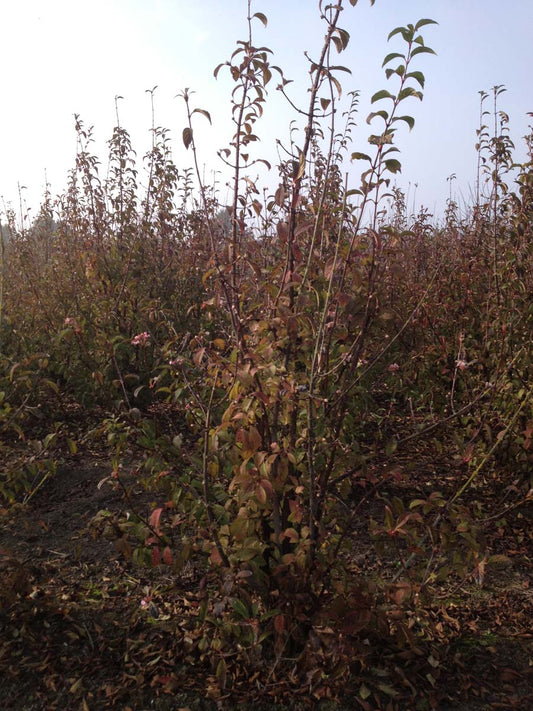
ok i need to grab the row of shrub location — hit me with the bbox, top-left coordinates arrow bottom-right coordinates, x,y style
1,1 -> 531,701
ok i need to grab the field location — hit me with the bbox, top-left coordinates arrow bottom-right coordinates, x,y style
1,3 -> 532,709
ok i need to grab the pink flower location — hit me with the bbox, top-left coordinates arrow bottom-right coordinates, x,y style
456,359 -> 468,371
388,363 -> 400,372
64,317 -> 81,334
131,332 -> 150,347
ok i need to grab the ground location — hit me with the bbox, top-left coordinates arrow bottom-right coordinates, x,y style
1,449 -> 532,710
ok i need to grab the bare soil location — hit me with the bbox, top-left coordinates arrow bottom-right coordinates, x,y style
1,452 -> 532,710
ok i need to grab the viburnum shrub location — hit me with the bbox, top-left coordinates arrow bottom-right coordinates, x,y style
375,104 -> 533,486
127,0 -> 441,677
3,112 -> 208,408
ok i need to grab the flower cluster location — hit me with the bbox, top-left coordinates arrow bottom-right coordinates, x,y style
131,332 -> 151,347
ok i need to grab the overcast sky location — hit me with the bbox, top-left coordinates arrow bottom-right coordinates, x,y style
1,0 -> 532,222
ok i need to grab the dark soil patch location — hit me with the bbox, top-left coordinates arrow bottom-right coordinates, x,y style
1,454 -> 532,710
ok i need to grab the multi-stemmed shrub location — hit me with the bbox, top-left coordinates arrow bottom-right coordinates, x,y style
137,2 -> 441,683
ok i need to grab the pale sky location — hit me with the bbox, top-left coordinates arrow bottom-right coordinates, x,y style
1,0 -> 532,221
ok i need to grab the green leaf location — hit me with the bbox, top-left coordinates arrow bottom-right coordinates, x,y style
192,108 -> 212,124
411,45 -> 437,58
382,52 -> 404,67
330,74 -> 343,98
371,89 -> 395,104
333,27 -> 350,52
329,64 -> 352,74
398,87 -> 423,101
393,64 -> 406,78
43,432 -> 58,449
182,127 -> 193,149
385,67 -> 403,80
393,115 -> 415,130
231,598 -> 250,619
414,18 -> 438,31
405,70 -> 425,88
367,109 -> 389,125
216,658 -> 227,688
253,11 -> 268,27
233,546 -> 260,562
331,36 -> 343,53
384,158 -> 402,174
43,379 -> 59,394
359,684 -> 371,699
388,26 -> 414,43
320,97 -> 331,111
387,27 -> 403,41
377,682 -> 399,697
351,152 -> 372,162
385,437 -> 398,456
